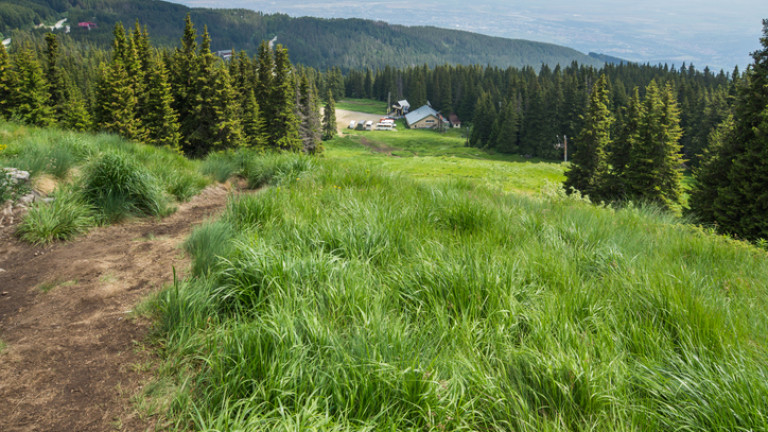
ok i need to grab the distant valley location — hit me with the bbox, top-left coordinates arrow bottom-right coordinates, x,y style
174,0 -> 768,71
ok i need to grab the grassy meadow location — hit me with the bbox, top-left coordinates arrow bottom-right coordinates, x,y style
327,122 -> 566,195
148,144 -> 768,430
4,119 -> 767,430
335,99 -> 390,115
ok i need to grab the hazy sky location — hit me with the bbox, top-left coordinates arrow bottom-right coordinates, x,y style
172,0 -> 767,70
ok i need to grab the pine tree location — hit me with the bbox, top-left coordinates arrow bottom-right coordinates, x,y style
563,74 -> 613,200
690,20 -> 768,239
322,90 -> 337,142
11,47 -> 52,126
0,42 -> 15,119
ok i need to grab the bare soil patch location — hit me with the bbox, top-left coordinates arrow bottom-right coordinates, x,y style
334,109 -> 386,133
358,137 -> 400,155
0,184 -> 232,432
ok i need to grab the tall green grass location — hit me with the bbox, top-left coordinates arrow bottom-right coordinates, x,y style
0,121 -> 212,243
151,158 -> 768,431
201,149 -> 314,188
81,152 -> 168,223
16,188 -> 95,244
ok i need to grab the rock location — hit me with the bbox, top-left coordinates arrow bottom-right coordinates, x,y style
2,167 -> 31,184
18,193 -> 36,205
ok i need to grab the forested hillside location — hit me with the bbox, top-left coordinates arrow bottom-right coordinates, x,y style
0,0 -> 603,70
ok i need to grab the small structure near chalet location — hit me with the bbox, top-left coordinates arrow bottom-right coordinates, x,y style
404,105 -> 449,130
391,100 -> 410,117
215,50 -> 234,60
78,22 -> 97,30
448,113 -> 461,128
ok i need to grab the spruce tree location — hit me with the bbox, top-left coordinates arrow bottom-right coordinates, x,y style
61,85 -> 92,131
242,88 -> 266,149
0,42 -> 14,119
690,20 -> 768,239
183,27 -> 243,156
626,80 -> 684,211
322,90 -> 337,142
519,80 -> 548,157
563,74 -> 613,200
10,47 -> 52,126
44,33 -> 67,122
268,44 -> 301,151
492,98 -> 520,153
255,41 -> 274,124
94,61 -> 140,139
297,72 -> 321,154
170,14 -> 198,139
144,58 -> 181,152
658,83 -> 685,205
606,87 -> 643,198
469,91 -> 497,148
688,116 -> 735,224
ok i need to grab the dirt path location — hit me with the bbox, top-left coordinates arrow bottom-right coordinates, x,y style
0,184 -> 232,432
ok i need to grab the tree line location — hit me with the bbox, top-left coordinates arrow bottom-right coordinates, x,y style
0,14 -> 334,157
336,61 -> 734,165
562,20 -> 768,242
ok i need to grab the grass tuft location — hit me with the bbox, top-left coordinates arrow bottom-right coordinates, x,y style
81,153 -> 167,223
16,189 -> 95,244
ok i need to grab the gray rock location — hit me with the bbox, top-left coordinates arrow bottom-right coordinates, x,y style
18,193 -> 36,205
2,167 -> 31,184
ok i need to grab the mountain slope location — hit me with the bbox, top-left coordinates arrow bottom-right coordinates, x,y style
0,0 -> 604,70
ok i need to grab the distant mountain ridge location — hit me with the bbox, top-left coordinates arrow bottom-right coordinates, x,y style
588,52 -> 631,65
0,0 -> 604,70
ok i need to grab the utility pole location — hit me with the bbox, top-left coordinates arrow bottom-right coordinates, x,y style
564,135 -> 568,162
387,91 -> 391,116
556,135 -> 569,162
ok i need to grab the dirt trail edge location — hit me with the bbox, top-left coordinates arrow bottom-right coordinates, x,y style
0,184 -> 232,432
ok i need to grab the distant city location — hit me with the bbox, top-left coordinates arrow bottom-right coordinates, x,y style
173,0 -> 767,71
